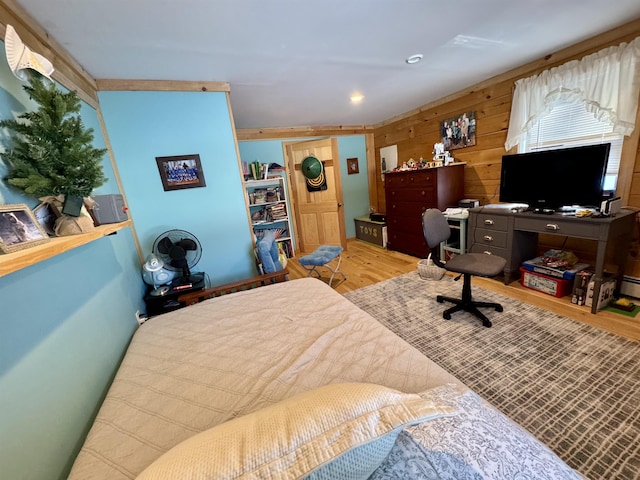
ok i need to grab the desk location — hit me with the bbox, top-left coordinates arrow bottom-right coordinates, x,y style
468,207 -> 636,314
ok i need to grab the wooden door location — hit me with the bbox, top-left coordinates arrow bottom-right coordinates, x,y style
285,138 -> 346,253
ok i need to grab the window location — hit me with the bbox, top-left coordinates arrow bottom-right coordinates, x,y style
521,100 -> 622,193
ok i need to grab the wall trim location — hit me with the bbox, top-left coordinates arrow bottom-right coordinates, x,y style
96,79 -> 230,92
236,125 -> 373,141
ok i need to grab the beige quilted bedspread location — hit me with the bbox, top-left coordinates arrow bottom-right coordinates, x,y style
68,277 -> 460,479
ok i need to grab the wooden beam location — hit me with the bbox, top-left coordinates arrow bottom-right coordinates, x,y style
236,125 -> 373,141
95,79 -> 230,92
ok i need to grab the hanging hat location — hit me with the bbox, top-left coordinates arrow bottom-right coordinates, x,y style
301,156 -> 323,179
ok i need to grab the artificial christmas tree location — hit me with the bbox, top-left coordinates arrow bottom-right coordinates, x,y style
0,75 -> 107,218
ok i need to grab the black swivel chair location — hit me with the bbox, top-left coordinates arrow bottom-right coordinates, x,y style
422,208 -> 507,327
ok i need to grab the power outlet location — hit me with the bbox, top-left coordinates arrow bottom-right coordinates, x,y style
136,310 -> 148,325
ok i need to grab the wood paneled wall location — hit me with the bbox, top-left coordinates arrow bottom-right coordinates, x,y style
373,18 -> 640,275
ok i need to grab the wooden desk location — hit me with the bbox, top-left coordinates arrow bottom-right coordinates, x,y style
468,207 -> 636,314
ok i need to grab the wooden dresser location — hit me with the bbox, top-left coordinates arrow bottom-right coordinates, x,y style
384,163 -> 465,258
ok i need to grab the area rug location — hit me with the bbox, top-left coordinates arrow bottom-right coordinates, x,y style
344,272 -> 640,480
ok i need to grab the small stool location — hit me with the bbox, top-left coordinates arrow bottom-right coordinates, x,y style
298,245 -> 346,288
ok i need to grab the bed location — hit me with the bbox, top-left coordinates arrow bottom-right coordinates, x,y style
69,273 -> 584,479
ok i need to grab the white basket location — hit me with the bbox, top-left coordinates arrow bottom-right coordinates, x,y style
418,253 -> 445,280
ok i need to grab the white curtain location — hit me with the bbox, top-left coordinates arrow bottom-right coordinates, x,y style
505,36 -> 640,151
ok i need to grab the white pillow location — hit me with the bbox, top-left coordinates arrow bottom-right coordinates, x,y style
136,382 -> 456,479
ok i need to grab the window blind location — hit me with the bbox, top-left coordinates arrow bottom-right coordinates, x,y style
522,100 -> 622,192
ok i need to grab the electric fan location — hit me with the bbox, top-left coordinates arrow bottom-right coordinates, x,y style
152,229 -> 204,288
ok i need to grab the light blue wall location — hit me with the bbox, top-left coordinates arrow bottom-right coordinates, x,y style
238,135 -> 369,239
337,136 -> 370,237
99,91 -> 256,285
0,50 -> 144,480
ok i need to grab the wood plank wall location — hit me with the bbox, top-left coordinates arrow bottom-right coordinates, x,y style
372,18 -> 640,277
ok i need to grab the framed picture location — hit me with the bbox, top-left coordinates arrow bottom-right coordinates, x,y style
440,111 -> 476,151
33,201 -> 60,236
155,154 -> 207,191
0,204 -> 50,253
347,157 -> 359,175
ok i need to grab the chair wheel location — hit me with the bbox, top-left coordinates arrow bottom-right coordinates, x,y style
483,319 -> 493,328
436,296 -> 444,304
443,312 -> 451,320
495,305 -> 503,312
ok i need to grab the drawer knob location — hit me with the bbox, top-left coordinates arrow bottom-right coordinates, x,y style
483,235 -> 493,242
546,224 -> 559,231
484,219 -> 494,225
421,190 -> 425,196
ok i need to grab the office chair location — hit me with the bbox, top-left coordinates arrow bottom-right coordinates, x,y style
422,208 -> 507,327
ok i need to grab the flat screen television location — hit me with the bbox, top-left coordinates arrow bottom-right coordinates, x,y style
499,143 -> 610,211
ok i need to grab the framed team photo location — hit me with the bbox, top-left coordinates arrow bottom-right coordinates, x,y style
155,154 -> 207,191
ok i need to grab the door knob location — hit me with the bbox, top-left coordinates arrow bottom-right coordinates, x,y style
338,203 -> 343,207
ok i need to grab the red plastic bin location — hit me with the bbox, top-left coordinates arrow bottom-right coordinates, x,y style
519,267 -> 572,298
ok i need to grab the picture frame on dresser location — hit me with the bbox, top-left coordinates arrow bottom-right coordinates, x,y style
0,204 -> 50,253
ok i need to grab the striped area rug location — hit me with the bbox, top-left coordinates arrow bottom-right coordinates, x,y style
344,272 -> 640,480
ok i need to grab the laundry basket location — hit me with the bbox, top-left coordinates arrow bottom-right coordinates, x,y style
417,253 -> 445,280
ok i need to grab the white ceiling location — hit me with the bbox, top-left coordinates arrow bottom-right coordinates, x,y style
13,0 -> 640,129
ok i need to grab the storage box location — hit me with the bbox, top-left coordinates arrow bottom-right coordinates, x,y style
571,270 -> 593,305
354,216 -> 387,247
91,194 -> 128,225
519,267 -> 572,298
522,256 -> 589,280
585,278 -> 616,310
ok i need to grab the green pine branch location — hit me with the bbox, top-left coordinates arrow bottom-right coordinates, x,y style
0,75 -> 107,198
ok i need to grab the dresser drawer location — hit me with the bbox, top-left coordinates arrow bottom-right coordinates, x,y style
386,215 -> 423,235
386,186 -> 435,203
385,171 -> 435,188
473,228 -> 508,248
387,231 -> 428,258
474,213 -> 509,231
387,201 -> 430,219
513,216 -> 599,239
469,243 -> 508,260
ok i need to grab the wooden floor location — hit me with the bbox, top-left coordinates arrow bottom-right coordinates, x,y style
286,239 -> 640,342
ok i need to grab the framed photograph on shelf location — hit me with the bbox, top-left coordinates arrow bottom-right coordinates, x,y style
0,204 -> 50,253
33,201 -> 59,236
155,154 -> 207,191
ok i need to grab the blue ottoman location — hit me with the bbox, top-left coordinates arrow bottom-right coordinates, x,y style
298,245 -> 346,288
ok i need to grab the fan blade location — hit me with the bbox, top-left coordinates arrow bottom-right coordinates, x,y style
157,236 -> 174,254
176,238 -> 197,250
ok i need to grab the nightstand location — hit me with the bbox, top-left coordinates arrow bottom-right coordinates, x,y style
144,277 -> 206,317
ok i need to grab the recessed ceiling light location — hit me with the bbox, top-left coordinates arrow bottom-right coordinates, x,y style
350,93 -> 364,103
405,54 -> 423,64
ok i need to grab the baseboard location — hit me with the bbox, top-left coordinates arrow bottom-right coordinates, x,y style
621,276 -> 640,299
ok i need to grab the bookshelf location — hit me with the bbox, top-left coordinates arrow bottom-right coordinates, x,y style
244,176 -> 295,260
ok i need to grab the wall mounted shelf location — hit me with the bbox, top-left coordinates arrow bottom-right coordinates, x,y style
0,220 -> 132,278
